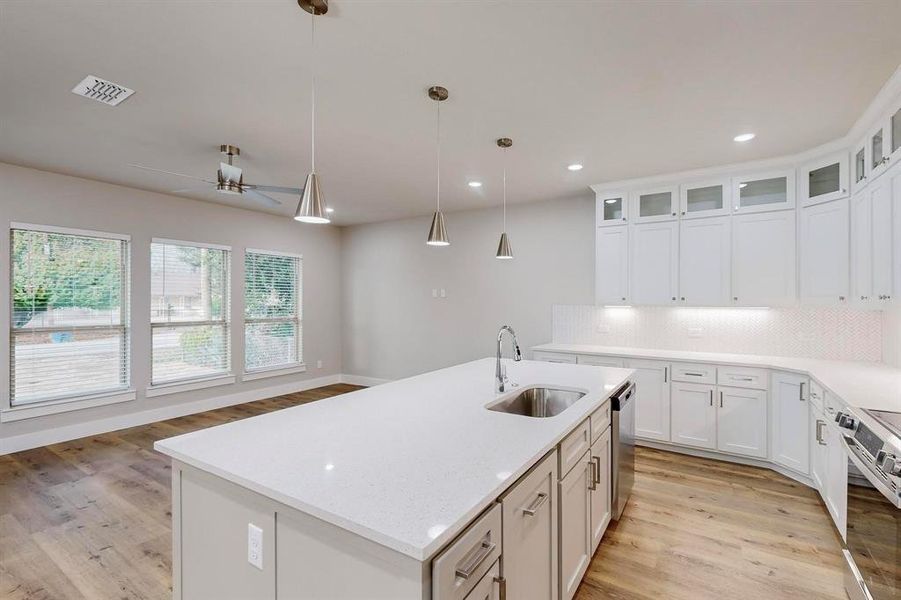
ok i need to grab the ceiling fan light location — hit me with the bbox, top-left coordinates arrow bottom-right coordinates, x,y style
294,172 -> 330,223
427,210 -> 449,246
496,232 -> 513,259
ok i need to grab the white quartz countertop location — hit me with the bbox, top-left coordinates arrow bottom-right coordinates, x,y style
533,343 -> 901,412
154,358 -> 632,561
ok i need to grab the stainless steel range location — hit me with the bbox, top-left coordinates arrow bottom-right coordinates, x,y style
834,407 -> 901,600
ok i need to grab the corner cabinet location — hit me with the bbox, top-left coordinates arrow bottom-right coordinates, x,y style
770,372 -> 810,475
595,225 -> 629,304
799,197 -> 850,305
732,210 -> 797,306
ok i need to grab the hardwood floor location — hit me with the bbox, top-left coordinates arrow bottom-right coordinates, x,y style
1,385 -> 846,600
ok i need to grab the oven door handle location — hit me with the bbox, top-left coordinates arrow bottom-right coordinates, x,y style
839,434 -> 901,509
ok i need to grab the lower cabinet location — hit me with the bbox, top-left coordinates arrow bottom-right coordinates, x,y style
824,417 -> 848,539
589,428 -> 612,553
626,359 -> 671,442
558,452 -> 592,600
465,561 -> 501,600
771,372 -> 811,475
810,406 -> 828,493
670,382 -> 717,449
669,383 -> 767,458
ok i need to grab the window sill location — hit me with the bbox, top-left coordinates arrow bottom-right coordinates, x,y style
146,374 -> 236,398
1,389 -> 137,422
242,363 -> 307,381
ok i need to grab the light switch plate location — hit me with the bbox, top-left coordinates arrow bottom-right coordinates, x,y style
248,523 -> 263,570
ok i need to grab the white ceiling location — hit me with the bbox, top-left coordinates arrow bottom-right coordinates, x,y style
2,1 -> 901,225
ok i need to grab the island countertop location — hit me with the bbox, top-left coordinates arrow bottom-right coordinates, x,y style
154,358 -> 632,561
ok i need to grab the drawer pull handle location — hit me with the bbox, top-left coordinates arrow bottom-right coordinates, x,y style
730,376 -> 753,381
685,372 -> 704,377
522,492 -> 549,516
494,576 -> 507,600
455,540 -> 497,580
588,460 -> 597,490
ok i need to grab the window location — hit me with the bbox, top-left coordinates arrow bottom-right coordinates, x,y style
244,249 -> 302,372
10,224 -> 130,406
150,239 -> 230,385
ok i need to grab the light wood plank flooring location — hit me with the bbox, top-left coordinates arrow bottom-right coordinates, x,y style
1,385 -> 846,600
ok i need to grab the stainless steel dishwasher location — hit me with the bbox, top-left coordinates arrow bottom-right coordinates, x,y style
611,380 -> 636,520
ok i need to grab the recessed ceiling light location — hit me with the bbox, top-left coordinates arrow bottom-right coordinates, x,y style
567,164 -> 583,171
468,181 -> 482,188
325,207 -> 335,213
733,133 -> 756,142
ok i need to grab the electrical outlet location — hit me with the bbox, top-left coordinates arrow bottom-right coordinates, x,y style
316,360 -> 323,369
440,288 -> 447,298
432,288 -> 438,298
248,523 -> 263,570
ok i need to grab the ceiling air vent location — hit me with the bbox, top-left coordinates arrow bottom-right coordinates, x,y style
71,75 -> 135,106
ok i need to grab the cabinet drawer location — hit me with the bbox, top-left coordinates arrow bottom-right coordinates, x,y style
577,355 -> 624,368
590,401 -> 611,444
671,363 -> 717,384
559,419 -> 591,478
432,504 -> 502,600
463,560 -> 500,600
533,351 -> 577,364
717,366 -> 768,390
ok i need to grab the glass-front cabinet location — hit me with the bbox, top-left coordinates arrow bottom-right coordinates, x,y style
679,179 -> 730,219
631,186 -> 678,223
731,169 -> 796,214
595,190 -> 628,227
851,136 -> 869,193
889,102 -> 901,166
800,152 -> 848,206
870,122 -> 889,180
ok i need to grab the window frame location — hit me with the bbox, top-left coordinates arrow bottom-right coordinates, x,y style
243,248 -> 303,376
4,222 -> 134,420
149,237 -> 232,389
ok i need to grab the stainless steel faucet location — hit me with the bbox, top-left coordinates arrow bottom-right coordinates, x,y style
496,325 -> 522,393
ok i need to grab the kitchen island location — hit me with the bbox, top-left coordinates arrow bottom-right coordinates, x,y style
154,357 -> 633,600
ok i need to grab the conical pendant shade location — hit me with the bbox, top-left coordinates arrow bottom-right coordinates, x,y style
294,173 -> 330,223
496,231 -> 513,259
427,210 -> 449,246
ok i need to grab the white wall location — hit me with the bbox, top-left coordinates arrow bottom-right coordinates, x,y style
885,306 -> 901,368
341,195 -> 595,380
0,163 -> 343,449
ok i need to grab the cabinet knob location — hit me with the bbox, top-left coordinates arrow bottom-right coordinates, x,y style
733,297 -> 738,301
671,296 -> 676,301
839,296 -> 845,301
621,297 -> 626,301
671,212 -> 676,217
681,297 -> 686,301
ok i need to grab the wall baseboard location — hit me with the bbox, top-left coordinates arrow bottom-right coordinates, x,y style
341,374 -> 392,387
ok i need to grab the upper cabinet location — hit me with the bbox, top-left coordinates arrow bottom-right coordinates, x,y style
732,210 -> 796,306
596,191 -> 628,227
595,225 -> 629,305
800,152 -> 848,207
679,179 -> 731,219
731,169 -> 796,214
632,186 -> 678,223
851,137 -> 869,194
800,197 -> 849,305
630,220 -> 678,305
679,216 -> 731,306
889,102 -> 901,168
851,163 -> 897,307
870,122 -> 890,180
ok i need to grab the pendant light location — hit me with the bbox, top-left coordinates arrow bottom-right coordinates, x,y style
426,86 -> 449,246
496,137 -> 513,259
295,0 -> 330,224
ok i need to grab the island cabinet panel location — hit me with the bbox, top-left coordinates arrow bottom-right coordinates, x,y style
771,372 -> 811,475
500,450 -> 559,600
589,427 -> 612,553
558,451 -> 592,600
464,560 -> 501,600
626,359 -> 671,442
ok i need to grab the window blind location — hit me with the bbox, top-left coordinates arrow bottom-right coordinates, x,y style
244,250 -> 302,372
150,240 -> 230,385
10,226 -> 130,406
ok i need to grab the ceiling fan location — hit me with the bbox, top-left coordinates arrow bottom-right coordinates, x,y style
129,145 -> 301,208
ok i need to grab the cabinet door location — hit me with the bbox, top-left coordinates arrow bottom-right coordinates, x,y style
732,210 -> 796,306
810,409 -> 827,495
596,191 -> 628,227
670,382 -> 717,450
894,164 -> 901,303
626,359 -> 671,442
589,428 -> 612,553
630,220 -> 678,305
501,451 -> 558,600
851,189 -> 874,304
824,421 -> 848,540
732,169 -> 796,214
577,355 -> 624,368
679,215 -> 731,306
595,225 -> 629,304
800,197 -> 850,305
870,121 -> 890,180
558,454 -> 592,600
890,102 -> 901,167
770,373 -> 810,474
871,174 -> 895,303
851,138 -> 869,194
632,186 -> 678,223
800,152 -> 849,206
717,386 -> 767,458
680,179 -> 731,219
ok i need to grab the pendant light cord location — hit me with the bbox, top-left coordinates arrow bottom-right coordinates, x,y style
311,12 -> 316,173
436,96 -> 441,211
502,146 -> 507,233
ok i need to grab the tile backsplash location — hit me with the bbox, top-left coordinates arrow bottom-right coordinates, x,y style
552,305 -> 884,362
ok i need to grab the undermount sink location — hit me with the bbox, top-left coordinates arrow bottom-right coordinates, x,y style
486,387 -> 587,418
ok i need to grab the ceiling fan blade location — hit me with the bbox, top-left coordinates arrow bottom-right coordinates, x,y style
128,163 -> 211,182
244,183 -> 303,195
219,162 -> 243,184
243,188 -> 282,207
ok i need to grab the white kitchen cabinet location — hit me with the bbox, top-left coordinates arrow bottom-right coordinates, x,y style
630,220 -> 679,305
824,417 -> 848,540
810,405 -> 827,494
558,453 -> 591,600
771,372 -> 810,475
589,428 -> 611,553
851,137 -> 869,194
577,355 -> 624,368
596,191 -> 629,227
716,386 -> 767,459
852,170 -> 896,306
869,121 -> 890,181
501,450 -> 558,600
670,382 -> 717,450
732,210 -> 796,306
851,188 -> 874,303
632,186 -> 678,223
533,351 -> 578,364
626,359 -> 671,442
732,169 -> 796,214
679,215 -> 731,306
679,178 -> 731,219
890,102 -> 901,167
799,197 -> 850,305
595,225 -> 629,304
800,152 -> 849,206
894,163 -> 901,303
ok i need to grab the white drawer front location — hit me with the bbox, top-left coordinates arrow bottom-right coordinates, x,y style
533,351 -> 577,364
577,355 -> 624,368
671,362 -> 717,384
559,418 -> 591,478
717,366 -> 768,390
590,401 -> 611,444
432,504 -> 502,600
